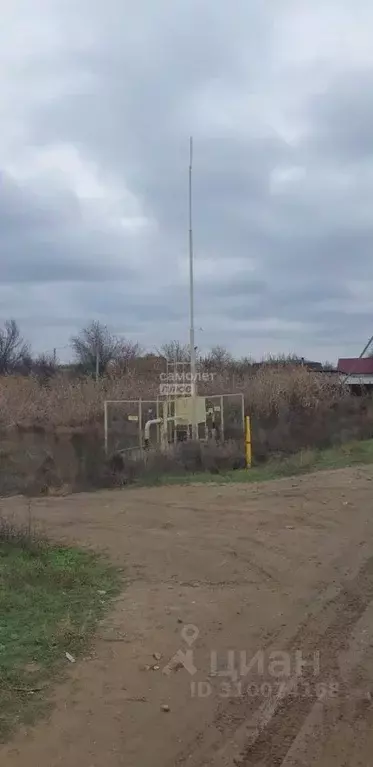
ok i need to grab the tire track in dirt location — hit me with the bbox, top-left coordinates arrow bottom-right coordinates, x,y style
169,540 -> 373,767
232,555 -> 373,766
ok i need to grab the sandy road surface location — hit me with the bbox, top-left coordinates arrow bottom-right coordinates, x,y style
2,467 -> 373,765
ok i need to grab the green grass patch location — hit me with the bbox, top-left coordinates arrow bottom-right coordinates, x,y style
0,531 -> 120,742
140,438 -> 373,486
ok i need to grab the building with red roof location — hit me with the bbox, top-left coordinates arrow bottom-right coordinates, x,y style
338,358 -> 373,386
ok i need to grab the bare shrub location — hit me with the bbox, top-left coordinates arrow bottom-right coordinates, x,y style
251,390 -> 373,461
100,440 -> 245,486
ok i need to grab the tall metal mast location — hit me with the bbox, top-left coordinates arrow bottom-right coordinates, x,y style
189,137 -> 198,439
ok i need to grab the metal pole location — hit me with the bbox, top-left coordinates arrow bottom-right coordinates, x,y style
104,401 -> 108,455
220,395 -> 224,442
138,399 -> 143,452
189,136 -> 198,440
241,394 -> 245,442
163,398 -> 168,450
95,343 -> 99,382
245,416 -> 252,468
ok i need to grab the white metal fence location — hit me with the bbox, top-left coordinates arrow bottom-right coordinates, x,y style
104,393 -> 244,455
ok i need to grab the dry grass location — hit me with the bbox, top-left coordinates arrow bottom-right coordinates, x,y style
0,366 -> 349,430
0,367 -> 371,494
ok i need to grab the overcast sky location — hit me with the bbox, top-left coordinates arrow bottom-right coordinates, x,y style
1,0 -> 373,362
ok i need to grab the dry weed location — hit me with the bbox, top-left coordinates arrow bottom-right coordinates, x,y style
0,367 -> 348,431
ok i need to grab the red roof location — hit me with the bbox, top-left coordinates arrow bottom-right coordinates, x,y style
338,358 -> 373,375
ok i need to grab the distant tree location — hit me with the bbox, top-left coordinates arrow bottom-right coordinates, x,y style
322,360 -> 336,371
201,345 -> 234,370
116,339 -> 143,365
158,340 -> 190,362
233,355 -> 255,375
262,353 -> 303,367
106,340 -> 143,375
71,321 -> 121,376
71,321 -> 142,376
32,352 -> 59,383
0,319 -> 30,374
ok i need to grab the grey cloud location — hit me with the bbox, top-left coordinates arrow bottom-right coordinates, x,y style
307,70 -> 373,162
201,275 -> 267,299
78,288 -> 184,323
0,172 -> 135,283
1,1 -> 373,361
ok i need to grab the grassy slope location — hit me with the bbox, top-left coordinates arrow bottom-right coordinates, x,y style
145,438 -> 373,486
0,541 -> 120,741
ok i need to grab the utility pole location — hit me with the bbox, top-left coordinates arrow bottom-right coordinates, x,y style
189,136 -> 198,440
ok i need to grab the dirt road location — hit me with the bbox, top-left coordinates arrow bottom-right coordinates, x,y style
2,467 -> 373,765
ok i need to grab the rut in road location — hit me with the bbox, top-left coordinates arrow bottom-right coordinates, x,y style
236,555 -> 373,766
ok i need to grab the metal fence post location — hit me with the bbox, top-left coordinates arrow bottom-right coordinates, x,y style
104,401 -> 108,456
138,399 -> 142,451
245,415 -> 252,468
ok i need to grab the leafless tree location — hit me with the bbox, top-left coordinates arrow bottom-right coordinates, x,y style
158,340 -> 190,362
71,321 -> 142,376
71,321 -> 121,376
201,345 -> 234,371
117,339 -> 143,363
32,352 -> 59,382
107,339 -> 143,374
0,320 -> 30,374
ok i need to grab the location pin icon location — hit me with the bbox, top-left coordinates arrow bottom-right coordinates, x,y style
181,624 -> 199,646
